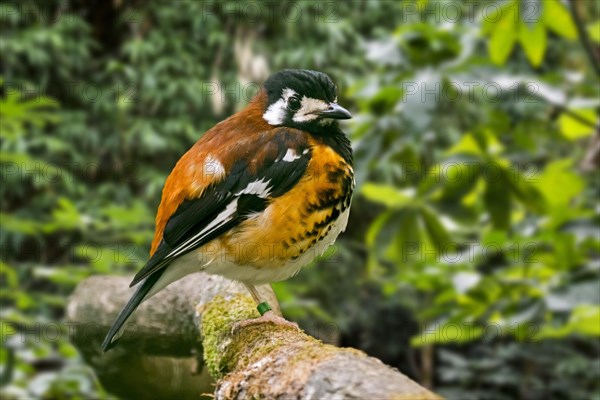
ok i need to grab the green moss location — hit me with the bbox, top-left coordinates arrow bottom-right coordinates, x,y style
201,294 -> 258,378
201,293 -> 314,380
201,295 -> 389,398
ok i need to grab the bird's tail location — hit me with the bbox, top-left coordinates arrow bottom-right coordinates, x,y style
101,270 -> 164,352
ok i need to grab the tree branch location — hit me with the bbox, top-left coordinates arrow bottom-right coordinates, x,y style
567,0 -> 600,76
67,274 -> 441,399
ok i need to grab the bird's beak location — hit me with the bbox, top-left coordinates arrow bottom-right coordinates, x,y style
318,103 -> 352,120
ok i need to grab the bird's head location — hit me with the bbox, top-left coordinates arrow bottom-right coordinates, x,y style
261,69 -> 352,133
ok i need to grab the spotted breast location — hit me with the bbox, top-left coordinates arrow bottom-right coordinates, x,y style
202,134 -> 354,285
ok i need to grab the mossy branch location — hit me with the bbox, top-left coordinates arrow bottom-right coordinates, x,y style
68,273 -> 441,399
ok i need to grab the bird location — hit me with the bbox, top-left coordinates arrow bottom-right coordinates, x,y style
101,69 -> 354,351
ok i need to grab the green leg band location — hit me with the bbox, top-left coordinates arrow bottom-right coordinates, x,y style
257,302 -> 271,316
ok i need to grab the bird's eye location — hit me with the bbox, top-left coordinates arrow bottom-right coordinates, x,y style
288,96 -> 301,111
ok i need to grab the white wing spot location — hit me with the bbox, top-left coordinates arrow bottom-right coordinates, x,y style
203,155 -> 225,177
282,148 -> 301,162
236,178 -> 272,198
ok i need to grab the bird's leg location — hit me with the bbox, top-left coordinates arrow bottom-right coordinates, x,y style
244,283 -> 269,312
234,283 -> 299,331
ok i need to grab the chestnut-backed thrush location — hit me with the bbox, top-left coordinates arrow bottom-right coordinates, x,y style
102,69 -> 354,351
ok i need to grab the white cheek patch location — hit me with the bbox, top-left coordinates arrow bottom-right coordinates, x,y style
292,97 -> 329,123
262,98 -> 286,125
281,88 -> 297,99
263,88 -> 297,125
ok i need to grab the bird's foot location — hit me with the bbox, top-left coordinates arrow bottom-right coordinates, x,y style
233,311 -> 300,333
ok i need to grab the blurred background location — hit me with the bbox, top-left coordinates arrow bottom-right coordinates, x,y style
1,0 -> 599,399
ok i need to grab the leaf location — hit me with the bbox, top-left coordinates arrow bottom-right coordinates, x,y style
0,213 -> 43,235
519,21 -> 547,67
535,159 -> 584,208
543,0 -> 577,40
411,322 -> 483,346
482,230 -> 508,247
505,167 -> 546,213
538,305 -> 600,338
439,160 -> 482,201
367,86 -> 404,110
445,133 -> 484,157
482,0 -> 517,34
559,109 -> 597,140
361,183 -> 415,208
520,0 -> 542,27
49,198 -> 83,231
366,209 -> 395,248
0,262 -> 18,288
489,7 -> 518,65
588,20 -> 600,43
483,168 -> 511,230
392,209 -> 422,261
421,206 -> 452,248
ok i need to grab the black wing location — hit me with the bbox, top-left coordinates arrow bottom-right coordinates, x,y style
130,131 -> 312,287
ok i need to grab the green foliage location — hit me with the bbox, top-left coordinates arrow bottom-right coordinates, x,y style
1,0 -> 599,399
341,1 -> 599,398
483,0 -> 577,66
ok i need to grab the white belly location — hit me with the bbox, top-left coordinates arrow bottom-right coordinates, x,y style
202,206 -> 351,285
